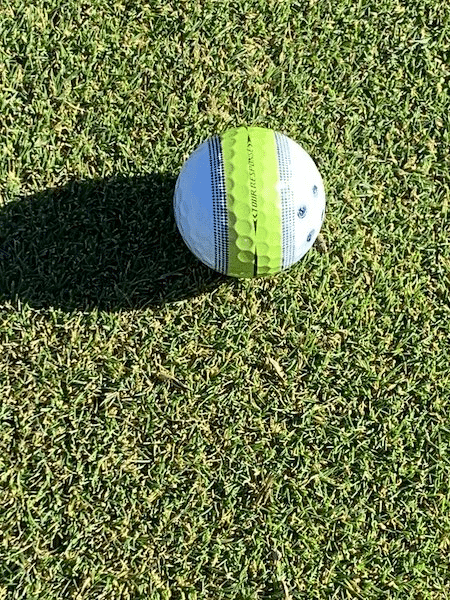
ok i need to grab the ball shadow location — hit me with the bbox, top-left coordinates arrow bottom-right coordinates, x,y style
0,174 -> 229,311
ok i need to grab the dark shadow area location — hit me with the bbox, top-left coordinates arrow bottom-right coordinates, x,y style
0,174 -> 229,311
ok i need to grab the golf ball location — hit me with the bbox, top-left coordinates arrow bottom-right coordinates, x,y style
174,125 -> 325,278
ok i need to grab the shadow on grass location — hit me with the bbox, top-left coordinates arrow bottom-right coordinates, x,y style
0,173 -> 229,311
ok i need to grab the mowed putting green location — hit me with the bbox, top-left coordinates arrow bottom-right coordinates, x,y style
0,1 -> 449,599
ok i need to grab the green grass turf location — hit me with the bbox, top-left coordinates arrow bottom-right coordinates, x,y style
1,0 -> 450,598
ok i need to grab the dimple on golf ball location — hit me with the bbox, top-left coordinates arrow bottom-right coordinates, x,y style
174,125 -> 326,278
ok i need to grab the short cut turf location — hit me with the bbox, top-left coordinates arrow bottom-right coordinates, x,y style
0,1 -> 449,599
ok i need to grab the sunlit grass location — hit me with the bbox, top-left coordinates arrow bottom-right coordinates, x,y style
1,1 -> 449,598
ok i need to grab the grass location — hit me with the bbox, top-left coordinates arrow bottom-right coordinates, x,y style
1,0 -> 450,598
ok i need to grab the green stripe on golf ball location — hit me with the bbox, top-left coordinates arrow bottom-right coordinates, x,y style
221,126 -> 282,277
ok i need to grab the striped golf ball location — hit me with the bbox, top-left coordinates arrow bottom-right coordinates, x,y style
174,126 -> 325,278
